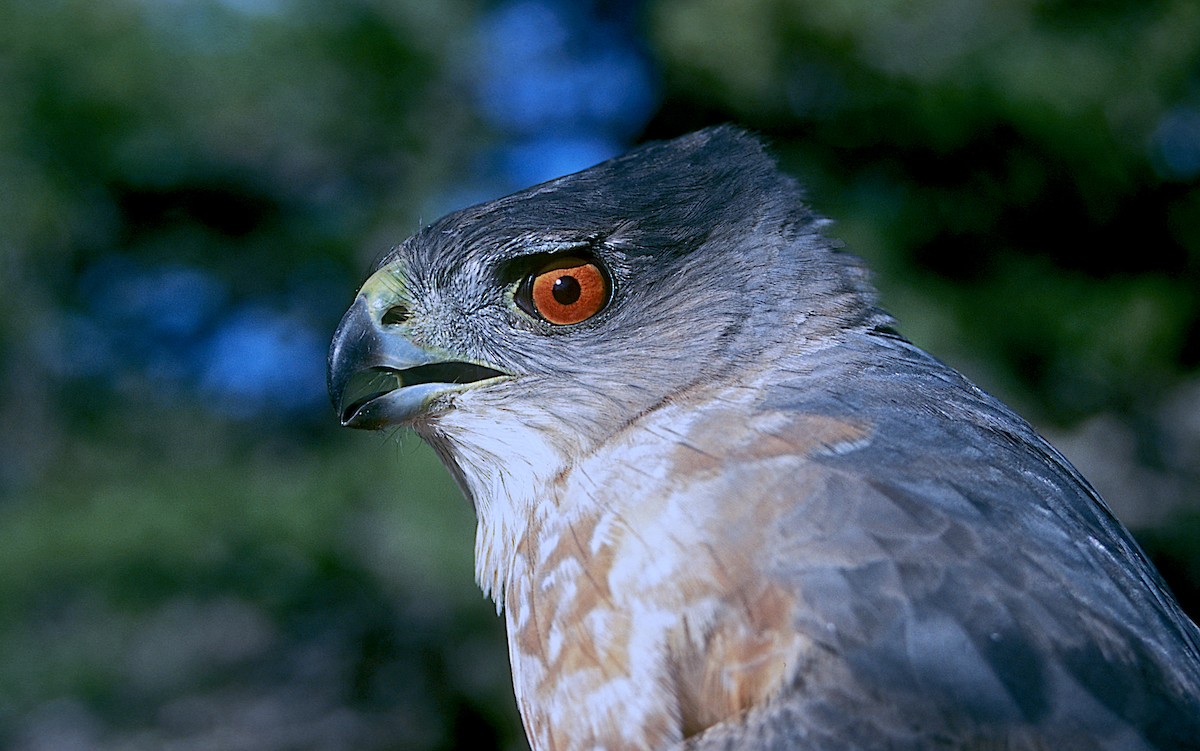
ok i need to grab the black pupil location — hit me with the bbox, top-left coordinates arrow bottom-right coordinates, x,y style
551,275 -> 581,305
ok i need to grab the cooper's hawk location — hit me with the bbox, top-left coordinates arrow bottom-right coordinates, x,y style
327,127 -> 1200,750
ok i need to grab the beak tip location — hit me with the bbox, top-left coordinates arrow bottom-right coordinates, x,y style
327,296 -> 371,420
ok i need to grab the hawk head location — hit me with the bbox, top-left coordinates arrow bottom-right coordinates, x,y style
327,126 -> 887,601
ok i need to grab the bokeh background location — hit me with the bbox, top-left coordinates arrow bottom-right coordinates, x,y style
2,0 -> 1199,748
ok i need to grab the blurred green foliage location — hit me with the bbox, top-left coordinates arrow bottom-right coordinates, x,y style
1,0 -> 1198,748
0,412 -> 520,749
651,0 -> 1200,418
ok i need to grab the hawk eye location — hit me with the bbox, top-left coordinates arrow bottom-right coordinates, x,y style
517,255 -> 611,326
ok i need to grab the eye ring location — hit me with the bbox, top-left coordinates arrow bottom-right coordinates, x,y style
517,255 -> 611,326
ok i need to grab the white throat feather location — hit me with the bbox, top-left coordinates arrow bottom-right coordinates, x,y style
419,401 -> 573,612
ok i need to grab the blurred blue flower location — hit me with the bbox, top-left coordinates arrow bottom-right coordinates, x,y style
1151,107 -> 1200,181
95,263 -> 228,339
470,0 -> 659,192
495,134 -> 624,187
475,1 -> 657,136
201,307 -> 328,416
67,258 -> 328,418
74,258 -> 228,371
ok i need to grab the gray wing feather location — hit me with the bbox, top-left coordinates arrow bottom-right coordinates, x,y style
690,333 -> 1200,750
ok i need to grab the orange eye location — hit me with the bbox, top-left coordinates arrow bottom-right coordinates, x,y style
520,256 -> 611,325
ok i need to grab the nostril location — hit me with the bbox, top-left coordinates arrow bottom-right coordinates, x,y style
381,305 -> 410,326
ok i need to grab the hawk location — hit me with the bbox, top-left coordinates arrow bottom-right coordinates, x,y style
327,127 -> 1200,750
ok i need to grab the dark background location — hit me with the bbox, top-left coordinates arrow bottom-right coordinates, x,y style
1,1 -> 1198,749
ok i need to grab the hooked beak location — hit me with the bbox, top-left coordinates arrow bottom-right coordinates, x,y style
327,270 -> 508,430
